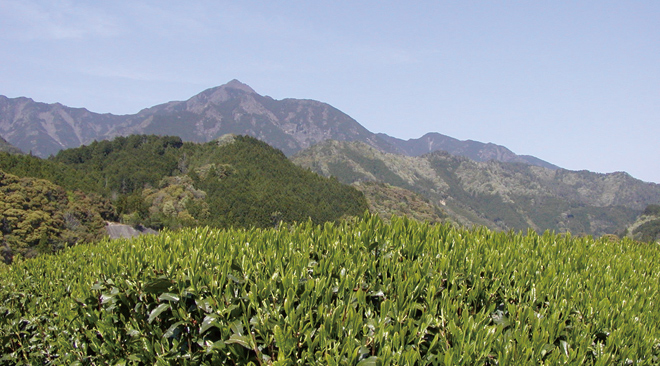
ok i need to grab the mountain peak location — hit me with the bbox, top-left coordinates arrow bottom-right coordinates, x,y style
222,79 -> 256,94
185,80 -> 257,108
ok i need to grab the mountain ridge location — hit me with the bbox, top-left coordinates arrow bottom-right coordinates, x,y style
292,139 -> 660,235
2,80 -> 559,172
376,132 -> 558,169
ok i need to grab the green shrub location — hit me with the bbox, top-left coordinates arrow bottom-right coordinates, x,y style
1,214 -> 659,364
643,204 -> 660,217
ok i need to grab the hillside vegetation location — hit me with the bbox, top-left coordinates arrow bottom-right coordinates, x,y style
51,134 -> 367,229
0,170 -> 114,263
1,214 -> 658,364
354,182 -> 446,224
0,135 -> 368,262
626,204 -> 660,243
0,136 -> 22,155
293,140 -> 660,236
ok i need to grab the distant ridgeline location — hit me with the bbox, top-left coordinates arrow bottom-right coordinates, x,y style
0,134 -> 367,262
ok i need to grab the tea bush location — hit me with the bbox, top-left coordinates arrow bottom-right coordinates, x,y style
1,214 -> 658,364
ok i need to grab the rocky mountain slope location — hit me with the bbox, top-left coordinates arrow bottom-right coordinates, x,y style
292,140 -> 660,235
352,181 -> 447,224
0,80 -> 393,157
0,95 -> 124,157
2,80 -> 554,169
377,132 -> 558,169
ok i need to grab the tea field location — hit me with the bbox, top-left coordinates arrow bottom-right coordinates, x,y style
1,214 -> 658,365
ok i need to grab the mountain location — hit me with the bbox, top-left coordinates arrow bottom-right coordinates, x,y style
292,140 -> 660,235
377,132 -> 558,169
0,80 -> 394,157
2,80 -> 555,170
0,95 -> 124,157
0,135 -> 22,154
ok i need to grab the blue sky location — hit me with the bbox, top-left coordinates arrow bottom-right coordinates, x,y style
1,1 -> 659,183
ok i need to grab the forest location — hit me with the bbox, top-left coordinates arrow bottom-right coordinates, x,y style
0,135 -> 367,263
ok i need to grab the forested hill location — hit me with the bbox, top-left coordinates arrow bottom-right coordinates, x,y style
0,135 -> 368,262
292,140 -> 660,236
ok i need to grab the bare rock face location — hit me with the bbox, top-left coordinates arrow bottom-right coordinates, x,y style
105,222 -> 158,239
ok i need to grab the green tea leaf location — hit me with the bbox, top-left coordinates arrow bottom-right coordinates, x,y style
225,334 -> 251,349
357,356 -> 379,366
158,292 -> 180,302
200,314 -> 218,334
148,303 -> 170,323
143,277 -> 172,294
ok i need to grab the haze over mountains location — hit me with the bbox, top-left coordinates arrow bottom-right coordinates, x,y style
0,80 -> 554,169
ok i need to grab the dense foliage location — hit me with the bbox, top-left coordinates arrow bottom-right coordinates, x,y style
51,134 -> 367,229
1,214 -> 658,364
629,204 -> 660,243
643,204 -> 660,217
0,152 -> 99,193
185,136 -> 367,228
0,171 -> 114,263
0,135 -> 368,260
53,135 -> 184,195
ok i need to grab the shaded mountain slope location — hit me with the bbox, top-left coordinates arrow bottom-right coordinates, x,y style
292,140 -> 660,235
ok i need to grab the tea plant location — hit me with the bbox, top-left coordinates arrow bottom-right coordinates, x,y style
1,214 -> 658,364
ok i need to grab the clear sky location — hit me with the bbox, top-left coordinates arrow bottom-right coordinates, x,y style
1,1 -> 659,183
